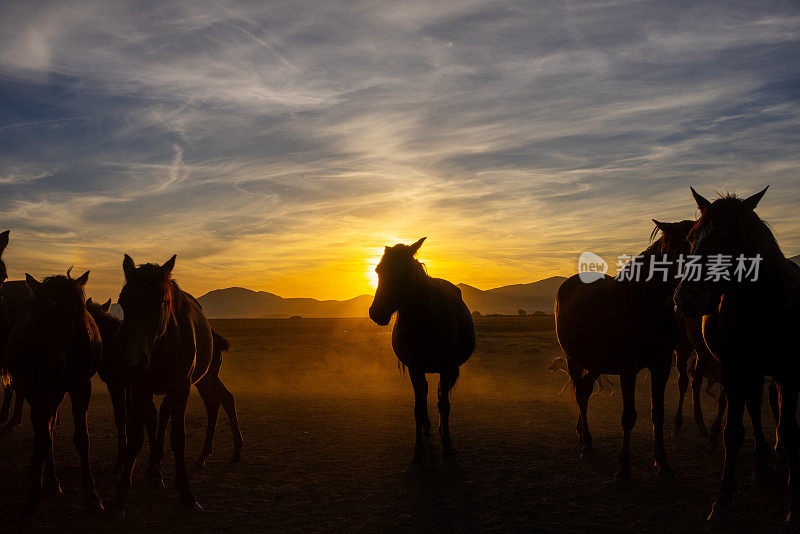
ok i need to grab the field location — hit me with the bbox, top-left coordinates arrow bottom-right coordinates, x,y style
0,316 -> 789,533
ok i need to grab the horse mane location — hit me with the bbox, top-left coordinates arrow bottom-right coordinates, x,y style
132,264 -> 190,316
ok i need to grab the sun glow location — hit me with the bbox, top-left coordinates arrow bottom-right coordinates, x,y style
366,252 -> 384,291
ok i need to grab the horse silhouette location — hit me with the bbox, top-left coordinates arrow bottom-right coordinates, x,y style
675,186 -> 800,525
4,270 -> 104,520
556,219 -> 692,482
369,238 -> 475,466
108,254 -> 213,517
86,297 -> 242,476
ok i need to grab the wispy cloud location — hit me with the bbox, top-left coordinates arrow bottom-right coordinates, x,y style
1,0 -> 799,299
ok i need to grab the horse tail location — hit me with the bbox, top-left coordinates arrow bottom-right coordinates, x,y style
212,331 -> 230,352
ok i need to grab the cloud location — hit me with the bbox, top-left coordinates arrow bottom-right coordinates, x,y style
0,0 -> 799,299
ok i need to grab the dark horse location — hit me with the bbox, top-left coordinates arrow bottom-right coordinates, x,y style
109,254 -> 213,517
369,238 -> 476,465
675,186 -> 800,524
555,219 -> 693,481
86,297 -> 242,476
3,270 -> 103,519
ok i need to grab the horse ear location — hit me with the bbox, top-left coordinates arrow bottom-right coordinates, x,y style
101,298 -> 112,312
162,254 -> 176,275
25,273 -> 42,294
0,230 -> 9,255
690,187 -> 711,212
123,254 -> 136,279
742,185 -> 769,212
86,297 -> 93,305
75,271 -> 90,288
408,237 -> 426,256
652,219 -> 668,232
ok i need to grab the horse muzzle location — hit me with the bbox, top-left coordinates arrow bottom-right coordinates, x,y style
368,306 -> 391,326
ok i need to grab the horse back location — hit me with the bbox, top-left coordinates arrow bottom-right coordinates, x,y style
392,277 -> 475,371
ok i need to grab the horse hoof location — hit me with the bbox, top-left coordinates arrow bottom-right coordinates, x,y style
614,468 -> 633,487
182,500 -> 203,513
86,499 -> 104,514
440,454 -> 461,468
193,459 -> 206,471
579,448 -> 596,461
405,461 -> 424,474
671,427 -> 681,439
751,469 -> 769,485
232,449 -> 242,463
707,501 -> 736,524
657,468 -> 677,482
787,510 -> 800,528
44,483 -> 63,498
106,507 -> 126,521
147,477 -> 165,490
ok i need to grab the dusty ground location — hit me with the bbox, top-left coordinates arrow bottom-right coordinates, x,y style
0,316 -> 790,533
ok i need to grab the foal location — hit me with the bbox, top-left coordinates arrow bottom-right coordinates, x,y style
369,238 -> 476,465
4,270 -> 103,519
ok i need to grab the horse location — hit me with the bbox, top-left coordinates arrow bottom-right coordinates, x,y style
3,270 -> 103,520
674,186 -> 800,524
368,238 -> 476,466
672,309 -> 727,447
555,219 -> 693,482
108,254 -> 213,517
86,297 -> 242,477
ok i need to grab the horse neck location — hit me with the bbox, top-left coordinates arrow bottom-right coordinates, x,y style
397,262 -> 432,317
613,242 -> 677,315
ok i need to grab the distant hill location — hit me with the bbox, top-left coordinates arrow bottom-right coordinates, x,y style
196,277 -> 566,318
458,276 -> 566,315
197,287 -> 374,318
790,254 -> 800,267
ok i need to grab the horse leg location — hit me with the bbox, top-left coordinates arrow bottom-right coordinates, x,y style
769,380 -> 785,472
170,383 -> 201,511
194,379 -> 220,470
1,384 -> 26,436
651,361 -> 674,479
43,414 -> 61,497
692,353 -> 710,437
708,379 -> 746,523
215,377 -> 243,462
673,347 -> 691,437
568,360 -> 596,454
438,368 -> 458,458
708,386 -> 727,452
409,367 -> 428,466
0,384 -> 11,424
109,386 -> 149,518
745,379 -> 770,482
108,383 -> 127,473
146,395 -> 169,488
777,384 -> 800,526
616,371 -> 637,482
23,399 -> 53,519
70,380 -> 103,512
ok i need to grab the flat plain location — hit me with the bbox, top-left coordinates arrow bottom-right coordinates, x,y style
0,316 -> 787,533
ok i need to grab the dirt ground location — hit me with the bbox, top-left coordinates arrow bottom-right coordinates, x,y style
0,316 -> 790,533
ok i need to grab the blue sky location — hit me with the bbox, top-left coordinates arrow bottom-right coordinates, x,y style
1,0 -> 799,300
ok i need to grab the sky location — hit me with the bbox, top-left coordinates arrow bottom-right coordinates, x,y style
1,0 -> 799,302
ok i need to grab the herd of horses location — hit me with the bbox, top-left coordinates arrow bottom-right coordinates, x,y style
1,185 -> 798,528
0,250 -> 243,522
367,186 -> 800,527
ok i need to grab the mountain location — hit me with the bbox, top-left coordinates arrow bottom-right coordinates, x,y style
197,287 -> 374,318
791,255 -> 800,267
196,277 -> 566,318
458,276 -> 566,315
